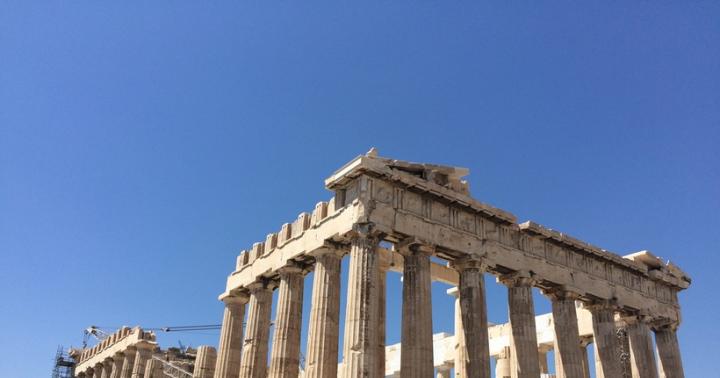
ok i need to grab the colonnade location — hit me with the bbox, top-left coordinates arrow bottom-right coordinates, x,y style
214,231 -> 685,378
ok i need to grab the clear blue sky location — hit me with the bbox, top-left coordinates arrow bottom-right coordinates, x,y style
1,2 -> 718,377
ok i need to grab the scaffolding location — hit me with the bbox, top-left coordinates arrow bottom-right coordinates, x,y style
52,346 -> 76,378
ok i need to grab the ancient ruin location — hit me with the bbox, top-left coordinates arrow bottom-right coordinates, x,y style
214,150 -> 689,378
71,150 -> 690,378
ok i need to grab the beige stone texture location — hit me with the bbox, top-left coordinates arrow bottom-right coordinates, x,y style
193,346 -> 217,378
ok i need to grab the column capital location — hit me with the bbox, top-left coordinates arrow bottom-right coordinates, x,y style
583,298 -> 619,313
620,311 -> 654,326
449,255 -> 486,271
541,285 -> 582,301
650,318 -> 681,332
498,270 -> 537,287
276,261 -> 306,276
350,222 -> 382,242
246,279 -> 275,293
124,345 -> 137,354
221,292 -> 249,306
309,244 -> 346,259
112,351 -> 124,361
395,237 -> 435,256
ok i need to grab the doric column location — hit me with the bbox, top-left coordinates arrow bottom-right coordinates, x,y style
499,272 -> 540,378
131,344 -> 153,378
109,352 -> 124,378
94,363 -> 104,378
194,346 -> 218,378
305,248 -> 344,378
238,281 -> 273,378
377,254 -> 388,378
544,287 -> 585,378
77,373 -> 86,378
495,347 -> 511,378
101,358 -> 114,378
214,294 -> 248,378
587,300 -> 622,378
399,242 -> 434,377
451,257 -> 490,378
653,323 -> 684,378
579,337 -> 592,378
120,347 -> 136,378
341,225 -> 381,378
448,287 -> 467,378
86,368 -> 95,378
625,315 -> 660,378
268,265 -> 306,378
144,357 -> 164,378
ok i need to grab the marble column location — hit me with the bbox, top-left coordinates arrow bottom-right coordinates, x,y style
144,358 -> 164,378
341,226 -> 380,378
109,353 -> 124,378
377,257 -> 387,378
544,288 -> 584,378
305,249 -> 343,378
400,243 -> 434,377
448,287 -> 467,378
77,373 -> 87,378
500,272 -> 540,378
495,348 -> 511,378
269,265 -> 305,378
101,358 -> 114,378
94,363 -> 104,378
239,282 -> 274,378
588,301 -> 622,378
214,294 -> 248,378
623,315 -> 658,378
131,345 -> 153,378
579,338 -> 592,378
194,346 -> 218,378
452,257 -> 490,378
120,347 -> 136,378
86,368 -> 95,378
654,323 -> 684,378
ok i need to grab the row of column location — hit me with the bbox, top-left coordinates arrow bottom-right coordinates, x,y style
213,229 -> 685,378
76,343 -> 154,378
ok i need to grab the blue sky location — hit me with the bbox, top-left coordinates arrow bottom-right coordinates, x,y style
1,2 -> 718,377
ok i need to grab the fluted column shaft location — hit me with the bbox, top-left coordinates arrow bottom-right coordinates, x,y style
94,364 -> 104,378
269,266 -> 305,378
120,348 -> 136,378
305,249 -> 343,378
131,346 -> 152,378
194,346 -> 218,378
87,368 -> 95,378
377,259 -> 387,378
144,358 -> 164,378
448,288 -> 466,378
239,283 -> 273,378
546,289 -> 584,378
109,354 -> 124,378
588,302 -> 622,378
342,227 -> 380,377
654,324 -> 684,378
214,295 -> 248,378
453,258 -> 490,378
495,348 -> 511,378
625,317 -> 658,378
101,359 -> 114,378
400,244 -> 434,377
501,273 -> 540,378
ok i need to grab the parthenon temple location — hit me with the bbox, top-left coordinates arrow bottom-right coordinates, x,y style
73,150 -> 691,378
